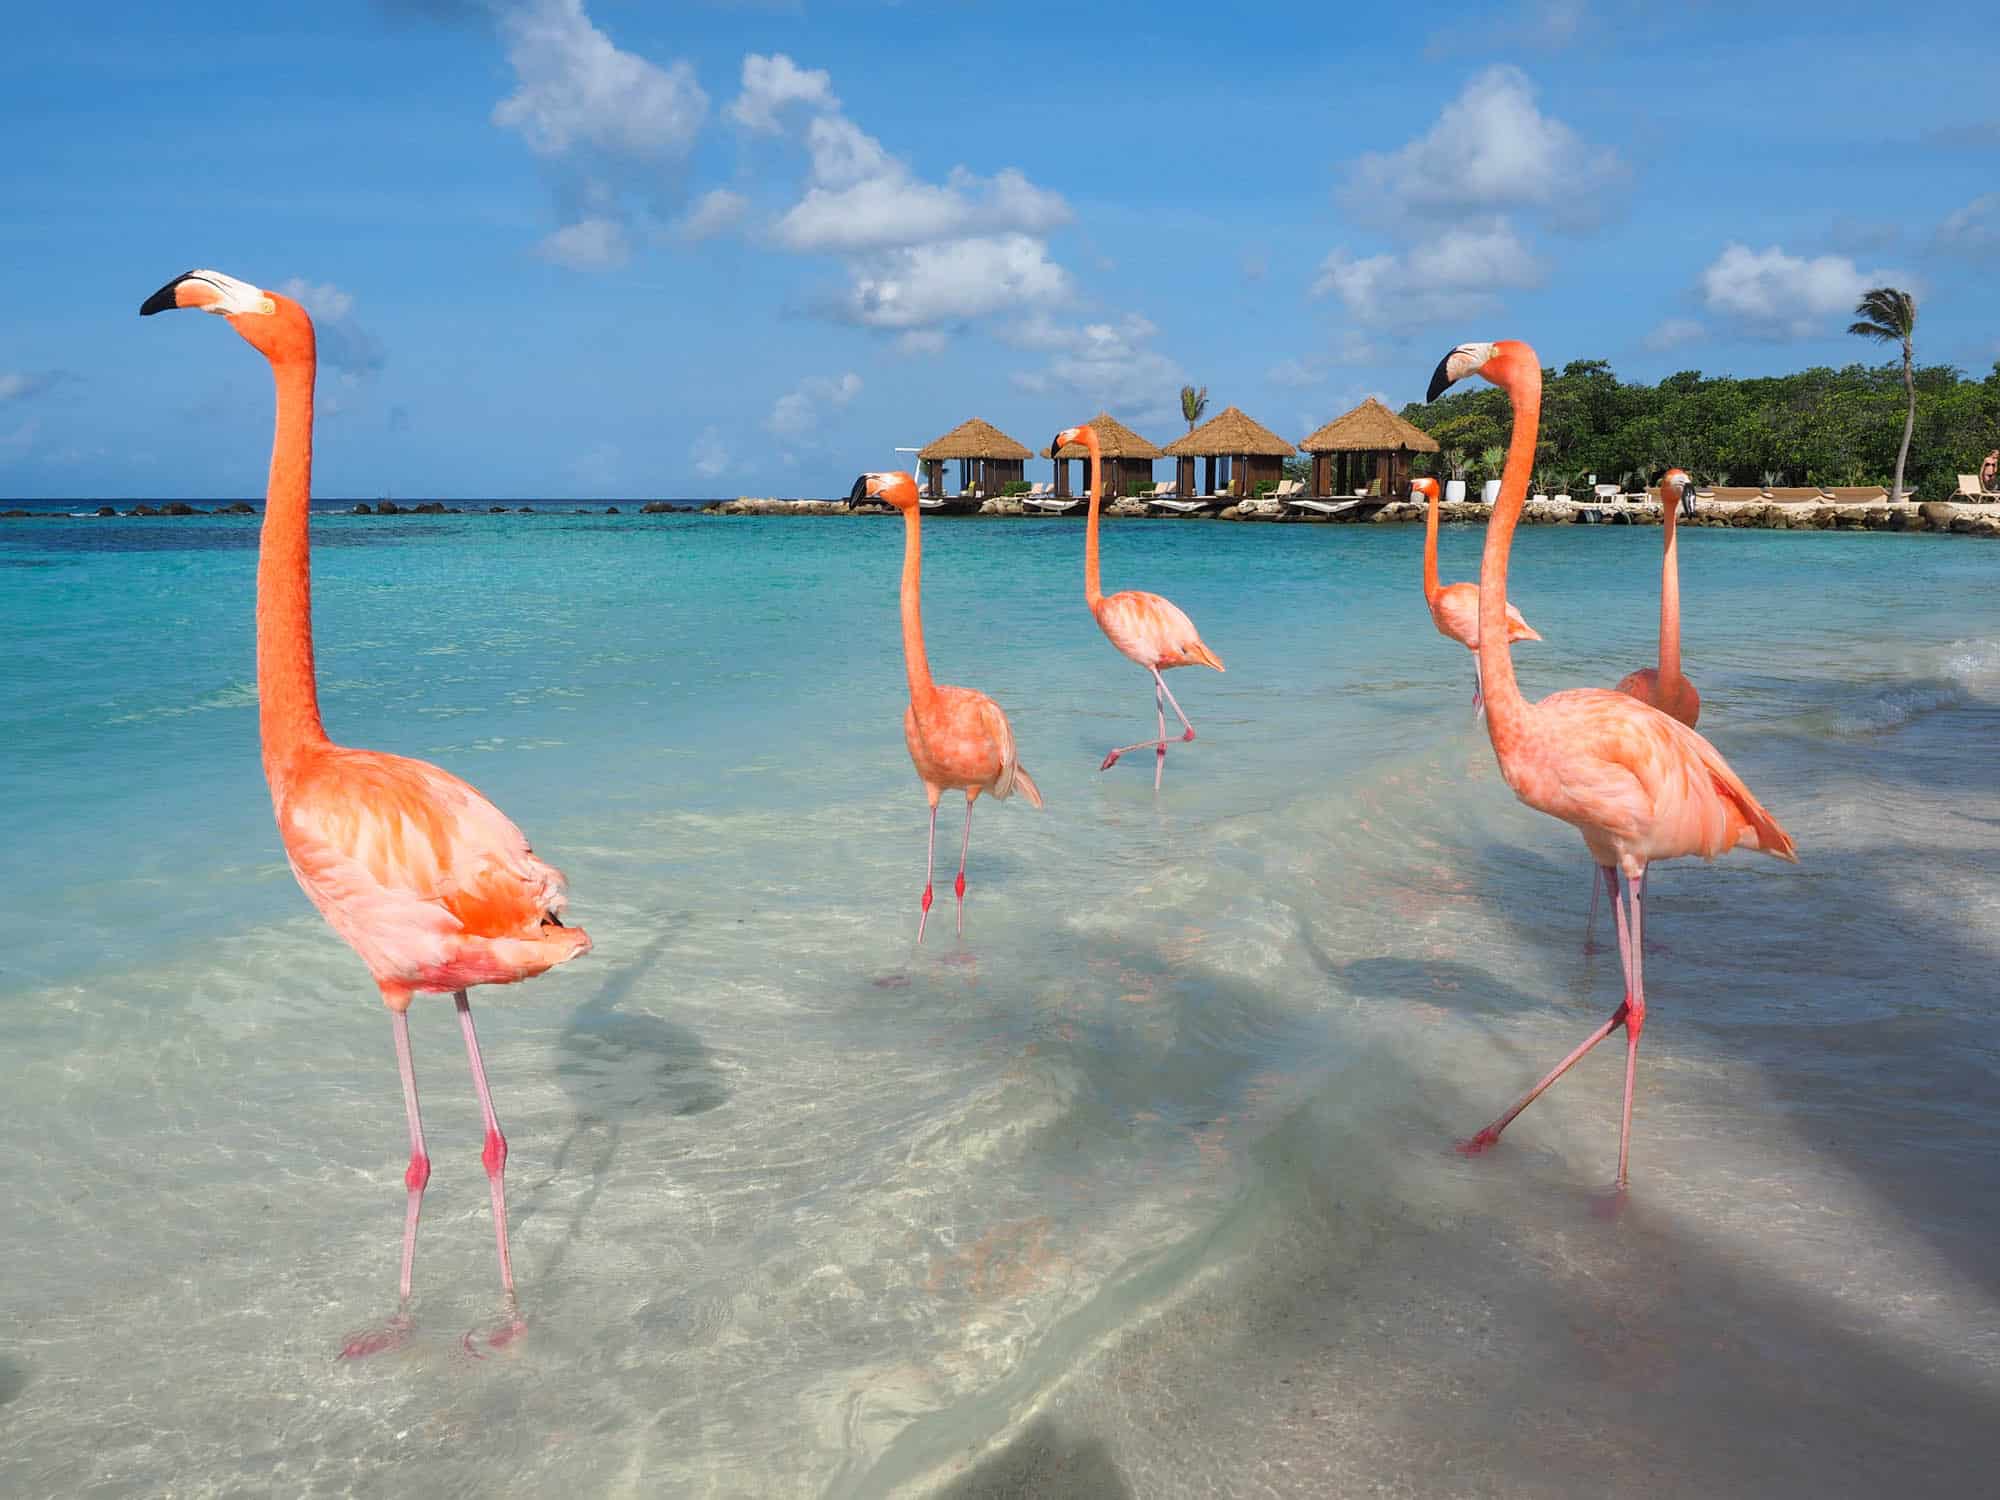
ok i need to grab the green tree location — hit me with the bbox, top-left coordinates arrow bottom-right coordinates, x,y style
1179,384 -> 1209,433
1847,287 -> 1918,501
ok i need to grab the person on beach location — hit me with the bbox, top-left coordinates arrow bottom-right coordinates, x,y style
1980,449 -> 1998,495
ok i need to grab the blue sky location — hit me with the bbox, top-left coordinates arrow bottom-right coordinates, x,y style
5,0 -> 1996,499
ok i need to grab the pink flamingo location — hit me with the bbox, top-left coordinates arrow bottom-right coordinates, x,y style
142,270 -> 591,1355
1055,423 -> 1224,788
1427,340 -> 1797,1188
1585,466 -> 1703,946
852,471 -> 1043,941
1416,473 -> 1540,712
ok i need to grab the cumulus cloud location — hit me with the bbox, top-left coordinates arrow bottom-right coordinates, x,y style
533,216 -> 631,269
0,371 -> 70,403
727,53 -> 837,133
675,188 -> 749,242
766,372 -> 862,440
1934,193 -> 2000,259
691,425 -> 730,477
493,0 -> 706,159
1695,243 -> 1908,339
1311,220 -> 1542,327
1341,66 -> 1623,230
1643,317 -> 1705,352
279,279 -> 386,379
895,329 -> 950,356
1006,313 -> 1182,425
776,163 -> 1069,255
1265,333 -> 1385,387
836,235 -> 1070,329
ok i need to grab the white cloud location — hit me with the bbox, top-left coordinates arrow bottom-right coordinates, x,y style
675,188 -> 749,242
0,371 -> 67,402
1267,331 -> 1385,387
1007,313 -> 1182,425
1935,193 -> 2000,259
691,425 -> 730,477
727,53 -> 837,134
838,235 -> 1070,329
492,0 -> 707,160
1266,357 -> 1324,389
534,216 -> 631,270
767,372 -> 862,440
1341,66 -> 1623,229
278,278 -> 385,379
1695,243 -> 1908,339
1643,317 -> 1705,352
895,329 -> 950,356
1311,220 -> 1542,327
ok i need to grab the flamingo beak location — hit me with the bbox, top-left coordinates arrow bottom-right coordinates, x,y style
139,268 -> 274,318
1426,352 -> 1458,403
140,271 -> 207,316
848,475 -> 873,505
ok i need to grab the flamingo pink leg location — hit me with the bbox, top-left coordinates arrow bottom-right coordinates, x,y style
1615,870 -> 1648,1187
1460,867 -> 1645,1171
338,1011 -> 430,1360
954,798 -> 973,936
1584,863 -> 1615,953
918,802 -> 938,943
1101,670 -> 1198,786
456,990 -> 526,1353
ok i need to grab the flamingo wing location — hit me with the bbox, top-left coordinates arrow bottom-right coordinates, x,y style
972,693 -> 1042,807
278,747 -> 572,989
1099,590 -> 1222,670
1434,583 -> 1538,648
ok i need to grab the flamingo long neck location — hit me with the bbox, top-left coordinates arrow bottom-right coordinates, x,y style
1081,430 -> 1105,608
258,356 -> 327,787
1657,493 -> 1683,686
1476,358 -> 1543,755
1422,486 -> 1442,605
899,504 -> 934,700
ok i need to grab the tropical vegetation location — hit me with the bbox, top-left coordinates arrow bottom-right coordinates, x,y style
1402,356 -> 2000,499
1847,287 -> 1919,501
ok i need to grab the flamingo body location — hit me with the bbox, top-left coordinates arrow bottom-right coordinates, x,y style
1611,469 -> 1700,729
1611,666 -> 1700,729
1430,582 -> 1539,652
1092,588 -> 1224,672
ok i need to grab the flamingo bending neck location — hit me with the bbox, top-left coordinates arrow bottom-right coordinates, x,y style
258,353 -> 328,787
1422,479 -> 1444,607
899,502 -> 934,698
1078,426 -> 1105,609
1475,348 -> 1543,754
1657,489 -> 1684,688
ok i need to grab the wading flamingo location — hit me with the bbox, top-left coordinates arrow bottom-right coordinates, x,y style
1056,423 -> 1224,789
141,270 -> 590,1356
853,471 -> 1043,941
1416,474 -> 1539,713
1427,339 -> 1796,1188
1586,466 -> 1702,946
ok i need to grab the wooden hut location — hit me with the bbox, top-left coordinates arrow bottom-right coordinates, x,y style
916,418 -> 1032,504
1297,397 -> 1440,500
1043,412 -> 1165,500
1162,406 -> 1297,499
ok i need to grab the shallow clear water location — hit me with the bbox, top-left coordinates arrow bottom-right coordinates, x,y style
3,508 -> 1997,1497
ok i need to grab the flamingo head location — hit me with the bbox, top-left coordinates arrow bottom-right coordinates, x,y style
140,269 -> 313,364
1660,466 -> 1691,499
850,471 -> 919,512
1411,476 -> 1440,503
1426,339 -> 1536,401
1051,424 -> 1096,456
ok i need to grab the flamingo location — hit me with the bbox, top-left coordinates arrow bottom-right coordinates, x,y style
852,471 -> 1043,941
1416,473 -> 1540,713
1055,423 -> 1224,789
141,270 -> 591,1356
1427,339 -> 1796,1188
1583,466 -> 1703,947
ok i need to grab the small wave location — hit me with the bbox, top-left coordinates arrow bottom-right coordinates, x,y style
1830,638 -> 2000,734
107,681 -> 259,725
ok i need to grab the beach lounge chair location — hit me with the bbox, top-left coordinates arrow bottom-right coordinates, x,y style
1150,494 -> 1217,516
1022,488 -> 1083,514
1957,475 -> 1990,501
1287,495 -> 1362,518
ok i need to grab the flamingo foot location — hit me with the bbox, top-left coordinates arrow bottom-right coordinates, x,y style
917,883 -> 933,943
339,1311 -> 414,1361
1455,1128 -> 1503,1157
461,1309 -> 527,1360
1100,749 -> 1121,771
1180,727 -> 1195,742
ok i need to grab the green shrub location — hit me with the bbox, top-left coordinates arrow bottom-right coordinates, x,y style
1002,480 -> 1031,497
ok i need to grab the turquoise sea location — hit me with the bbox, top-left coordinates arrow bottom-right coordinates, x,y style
3,506 -> 1997,1497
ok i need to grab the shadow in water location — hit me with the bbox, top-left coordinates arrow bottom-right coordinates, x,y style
0,1356 -> 25,1408
933,1414 -> 1133,1500
524,928 -> 726,1280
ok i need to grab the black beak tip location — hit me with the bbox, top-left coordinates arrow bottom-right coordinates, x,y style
139,282 -> 181,317
848,475 -> 870,505
1425,356 -> 1455,403
1049,433 -> 1064,458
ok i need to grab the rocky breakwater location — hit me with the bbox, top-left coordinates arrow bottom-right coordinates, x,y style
702,496 -> 856,516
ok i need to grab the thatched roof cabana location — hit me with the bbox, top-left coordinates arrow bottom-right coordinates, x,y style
1162,406 -> 1296,499
1042,412 -> 1165,500
1297,397 -> 1439,500
916,418 -> 1033,502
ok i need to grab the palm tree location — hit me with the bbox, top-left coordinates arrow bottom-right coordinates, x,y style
1847,287 -> 1918,501
1179,384 -> 1208,433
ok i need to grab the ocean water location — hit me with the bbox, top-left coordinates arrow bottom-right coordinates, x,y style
3,507 -> 1997,1497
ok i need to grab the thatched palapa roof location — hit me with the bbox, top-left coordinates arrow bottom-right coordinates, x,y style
1043,412 -> 1164,460
1163,406 -> 1296,458
918,418 -> 1032,461
1299,397 -> 1440,454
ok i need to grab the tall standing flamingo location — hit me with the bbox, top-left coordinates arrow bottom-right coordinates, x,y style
852,471 -> 1043,941
141,270 -> 591,1356
1417,473 -> 1540,712
1584,466 -> 1703,946
1427,340 -> 1796,1188
1056,423 -> 1224,789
